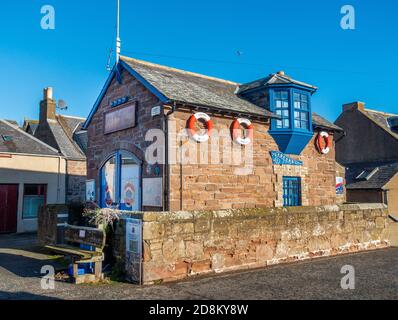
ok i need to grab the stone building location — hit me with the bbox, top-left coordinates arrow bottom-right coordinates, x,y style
0,119 -> 67,233
83,56 -> 343,212
25,88 -> 88,203
335,102 -> 398,217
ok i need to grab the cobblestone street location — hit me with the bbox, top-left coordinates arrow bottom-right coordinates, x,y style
0,233 -> 397,300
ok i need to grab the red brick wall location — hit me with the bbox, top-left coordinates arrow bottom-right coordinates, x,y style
168,109 -> 338,211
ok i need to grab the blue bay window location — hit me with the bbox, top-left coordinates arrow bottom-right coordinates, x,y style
269,86 -> 315,155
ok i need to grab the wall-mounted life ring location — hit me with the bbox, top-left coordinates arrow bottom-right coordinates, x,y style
231,118 -> 254,145
188,113 -> 213,143
316,131 -> 332,154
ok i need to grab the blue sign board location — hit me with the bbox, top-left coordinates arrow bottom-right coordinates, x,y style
270,151 -> 303,166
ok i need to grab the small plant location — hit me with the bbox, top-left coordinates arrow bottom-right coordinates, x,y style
83,203 -> 120,231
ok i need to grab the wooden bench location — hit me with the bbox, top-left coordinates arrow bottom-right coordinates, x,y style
45,224 -> 106,284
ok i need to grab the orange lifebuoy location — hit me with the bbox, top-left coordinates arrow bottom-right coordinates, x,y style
317,131 -> 332,154
188,113 -> 213,142
231,118 -> 254,145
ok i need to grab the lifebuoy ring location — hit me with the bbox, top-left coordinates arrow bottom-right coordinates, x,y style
231,118 -> 254,145
317,131 -> 331,154
188,113 -> 213,142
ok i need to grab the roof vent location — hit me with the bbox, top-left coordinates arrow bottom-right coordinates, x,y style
388,116 -> 398,129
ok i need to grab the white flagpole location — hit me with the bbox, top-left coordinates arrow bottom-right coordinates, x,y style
116,0 -> 121,63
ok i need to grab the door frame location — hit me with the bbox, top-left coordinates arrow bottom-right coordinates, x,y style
99,150 -> 142,211
0,184 -> 19,234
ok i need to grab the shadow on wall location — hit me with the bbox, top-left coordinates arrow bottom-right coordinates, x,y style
0,168 -> 86,204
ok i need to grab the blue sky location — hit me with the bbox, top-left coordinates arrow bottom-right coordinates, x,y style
0,0 -> 397,124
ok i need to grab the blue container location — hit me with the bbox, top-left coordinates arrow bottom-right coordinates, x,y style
68,264 -> 86,276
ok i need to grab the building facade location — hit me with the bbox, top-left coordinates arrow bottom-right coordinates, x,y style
27,88 -> 88,203
0,120 -> 66,233
335,102 -> 398,217
84,56 -> 343,212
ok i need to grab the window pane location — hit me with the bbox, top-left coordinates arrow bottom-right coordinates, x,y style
283,110 -> 289,117
120,153 -> 140,211
276,100 -> 282,108
101,156 -> 116,207
23,184 -> 46,219
281,91 -> 288,100
275,91 -> 281,99
276,120 -> 282,128
283,119 -> 290,128
302,94 -> 308,102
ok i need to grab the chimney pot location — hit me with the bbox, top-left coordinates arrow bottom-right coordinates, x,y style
44,87 -> 53,100
343,101 -> 365,112
40,87 -> 56,123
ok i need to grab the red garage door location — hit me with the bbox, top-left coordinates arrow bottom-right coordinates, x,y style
0,185 -> 18,234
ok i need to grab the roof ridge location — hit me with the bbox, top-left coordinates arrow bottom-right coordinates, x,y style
120,55 -> 239,86
364,108 -> 398,117
57,114 -> 86,120
0,119 -> 60,154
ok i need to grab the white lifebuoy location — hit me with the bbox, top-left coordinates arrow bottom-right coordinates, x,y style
231,118 -> 254,145
317,131 -> 331,154
188,113 -> 213,143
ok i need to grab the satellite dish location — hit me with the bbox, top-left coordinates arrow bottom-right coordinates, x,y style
57,99 -> 68,111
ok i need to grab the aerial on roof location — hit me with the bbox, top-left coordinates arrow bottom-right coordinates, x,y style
84,56 -> 341,132
346,161 -> 398,190
0,119 -> 59,156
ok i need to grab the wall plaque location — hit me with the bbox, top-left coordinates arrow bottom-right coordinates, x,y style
142,178 -> 163,207
104,102 -> 137,134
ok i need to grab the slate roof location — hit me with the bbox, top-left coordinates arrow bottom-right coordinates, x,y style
84,56 -> 341,132
120,57 -> 340,132
237,72 -> 318,94
312,112 -> 343,132
48,115 -> 87,160
361,109 -> 398,140
0,119 -> 59,156
121,56 -> 278,118
346,162 -> 398,190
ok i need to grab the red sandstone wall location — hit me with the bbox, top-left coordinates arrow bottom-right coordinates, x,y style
168,109 -> 338,211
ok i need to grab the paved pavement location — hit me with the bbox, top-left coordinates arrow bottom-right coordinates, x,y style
0,233 -> 398,300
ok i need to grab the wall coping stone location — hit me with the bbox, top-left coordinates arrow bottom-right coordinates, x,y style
116,203 -> 387,223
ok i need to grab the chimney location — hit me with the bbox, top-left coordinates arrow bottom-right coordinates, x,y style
343,101 -> 365,112
40,87 -> 56,123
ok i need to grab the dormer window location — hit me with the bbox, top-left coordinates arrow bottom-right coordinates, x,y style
236,71 -> 317,155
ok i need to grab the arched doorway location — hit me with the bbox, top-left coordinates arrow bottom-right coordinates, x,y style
100,151 -> 142,211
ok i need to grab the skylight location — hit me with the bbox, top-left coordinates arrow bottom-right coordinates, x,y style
2,135 -> 13,142
356,167 -> 379,181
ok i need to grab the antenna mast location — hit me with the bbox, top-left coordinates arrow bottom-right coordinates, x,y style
116,0 -> 121,63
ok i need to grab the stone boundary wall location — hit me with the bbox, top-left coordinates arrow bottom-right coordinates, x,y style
114,203 -> 390,285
